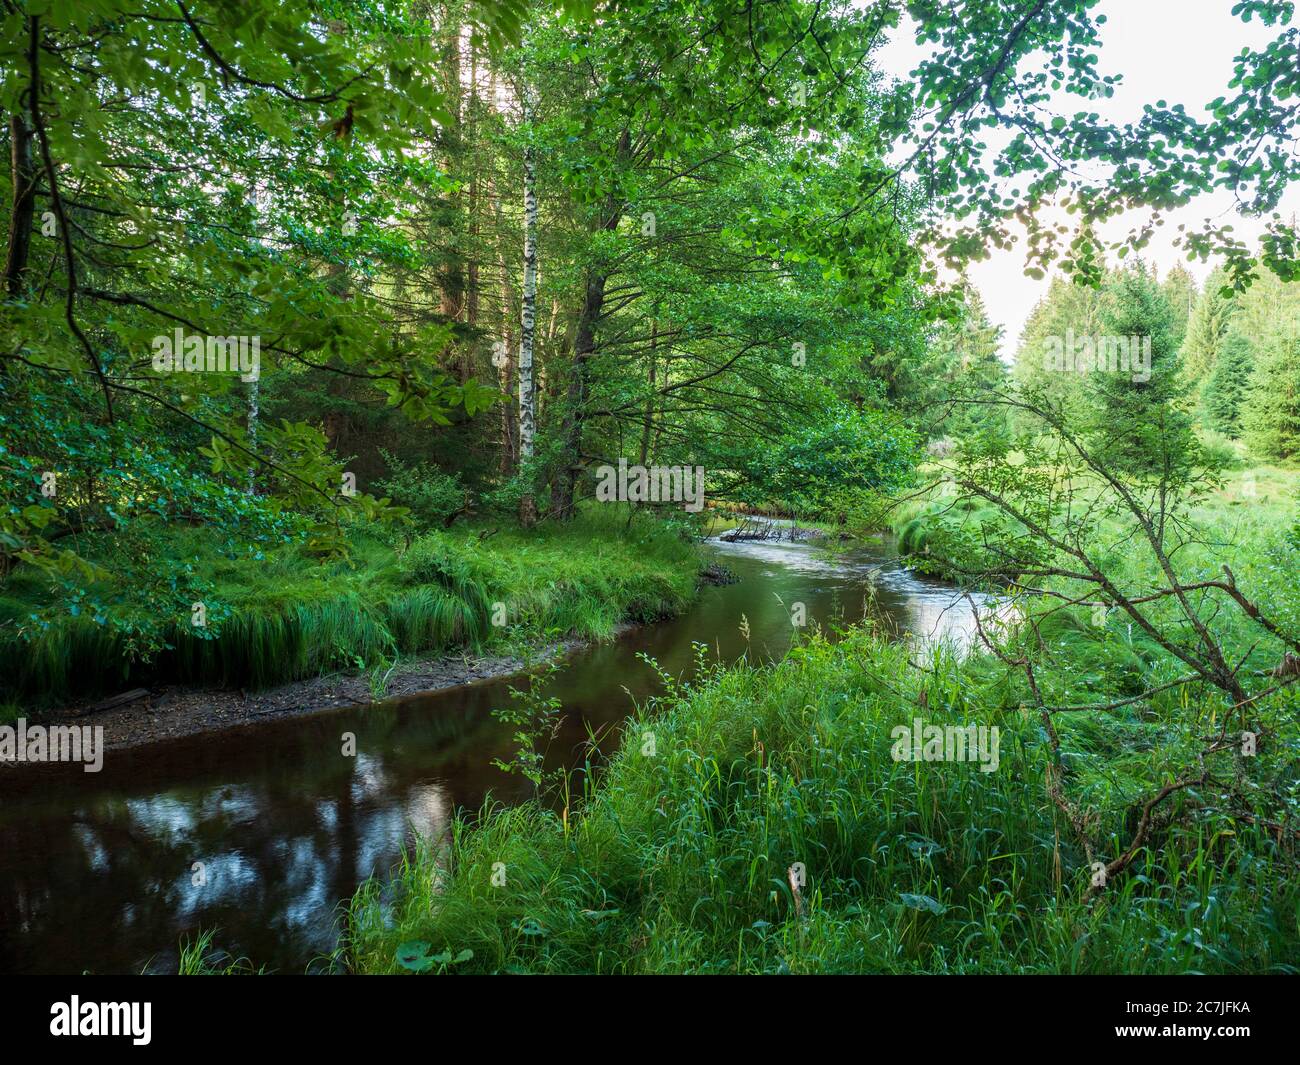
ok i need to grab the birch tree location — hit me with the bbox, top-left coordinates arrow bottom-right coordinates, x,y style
517,75 -> 539,524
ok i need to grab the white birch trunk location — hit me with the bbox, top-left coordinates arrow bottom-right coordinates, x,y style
518,86 -> 538,464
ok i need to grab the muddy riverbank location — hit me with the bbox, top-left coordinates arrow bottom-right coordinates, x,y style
25,636 -> 596,753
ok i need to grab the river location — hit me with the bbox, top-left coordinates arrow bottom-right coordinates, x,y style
0,532 -> 984,974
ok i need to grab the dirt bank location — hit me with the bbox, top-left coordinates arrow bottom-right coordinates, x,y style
16,634 -> 604,754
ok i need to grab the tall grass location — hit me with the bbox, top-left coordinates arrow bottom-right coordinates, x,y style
346,627 -> 1300,974
174,930 -> 264,975
1,508 -> 700,702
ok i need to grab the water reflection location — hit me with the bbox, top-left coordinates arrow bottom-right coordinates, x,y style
0,535 -> 986,974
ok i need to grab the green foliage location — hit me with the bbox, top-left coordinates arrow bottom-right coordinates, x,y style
0,0 -> 501,586
375,450 -> 467,529
1012,270 -> 1106,418
927,287 -> 1009,441
1180,269 -> 1235,386
491,662 -> 565,794
1201,331 -> 1256,437
1243,333 -> 1300,460
176,930 -> 263,976
735,409 -> 920,519
1087,265 -> 1196,482
892,495 -> 1036,584
347,450 -> 1300,975
348,626 -> 1300,974
3,0 -> 1300,981
0,510 -> 699,701
1196,429 -> 1247,472
1160,264 -> 1198,350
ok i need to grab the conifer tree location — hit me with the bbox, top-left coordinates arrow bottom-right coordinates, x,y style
1201,331 -> 1255,438
1242,333 -> 1300,460
1088,265 -> 1195,483
1181,268 -> 1234,386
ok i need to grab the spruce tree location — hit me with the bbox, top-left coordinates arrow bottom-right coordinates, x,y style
1181,269 -> 1234,386
1242,333 -> 1300,460
1012,274 -> 1105,419
1161,264 -> 1198,350
1088,265 -> 1195,481
1201,331 -> 1255,437
937,286 -> 1008,439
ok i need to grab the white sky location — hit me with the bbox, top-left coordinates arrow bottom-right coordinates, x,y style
875,0 -> 1300,357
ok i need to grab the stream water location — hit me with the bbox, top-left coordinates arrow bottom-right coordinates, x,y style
0,532 -> 983,974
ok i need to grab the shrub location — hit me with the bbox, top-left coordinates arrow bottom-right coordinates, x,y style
375,450 -> 467,528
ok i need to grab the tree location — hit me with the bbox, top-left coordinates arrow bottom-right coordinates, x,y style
1201,331 -> 1255,438
1243,333 -> 1300,460
931,286 -> 1008,440
514,1 -> 922,519
926,384 -> 1299,901
1088,265 -> 1195,493
0,2 -> 501,559
1181,268 -> 1234,386
1013,273 -> 1106,419
1161,264 -> 1198,351
516,73 -> 539,525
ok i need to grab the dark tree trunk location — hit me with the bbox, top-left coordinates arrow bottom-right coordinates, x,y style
552,269 -> 607,519
550,129 -> 630,519
5,108 -> 36,298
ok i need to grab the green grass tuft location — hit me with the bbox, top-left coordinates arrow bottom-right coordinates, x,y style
1,508 -> 700,703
